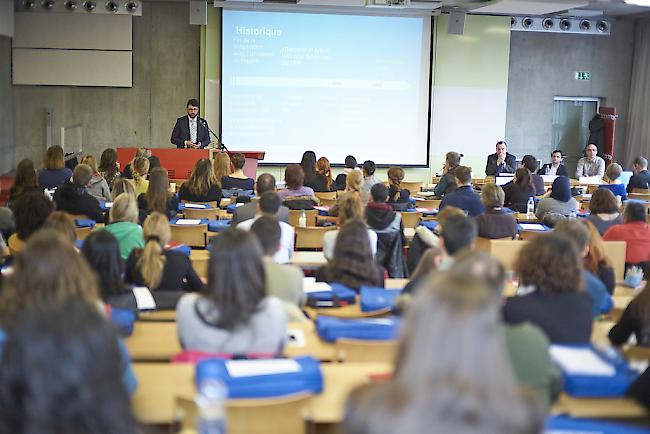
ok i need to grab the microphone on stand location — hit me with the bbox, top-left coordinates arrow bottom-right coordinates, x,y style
199,118 -> 228,152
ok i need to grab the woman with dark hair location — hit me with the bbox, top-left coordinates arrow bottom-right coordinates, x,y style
0,300 -> 137,434
335,155 -> 358,191
504,233 -> 593,343
323,220 -> 383,290
300,151 -> 319,191
387,166 -> 410,204
137,167 -> 179,221
587,188 -> 622,235
82,230 -> 138,313
277,164 -> 318,203
609,280 -> 650,346
534,176 -> 578,221
8,159 -> 41,207
98,148 -> 121,189
176,228 -> 287,354
521,155 -> 545,196
221,152 -> 254,190
502,168 -> 537,213
433,151 -> 462,197
178,158 -> 222,203
475,183 -> 517,239
7,191 -> 54,255
344,272 -> 543,434
38,145 -> 72,189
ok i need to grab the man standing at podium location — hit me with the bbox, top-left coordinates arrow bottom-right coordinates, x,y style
171,99 -> 211,149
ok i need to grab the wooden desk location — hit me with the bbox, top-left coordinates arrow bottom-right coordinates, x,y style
516,213 -> 541,223
131,362 -> 392,425
284,322 -> 336,361
138,310 -> 177,322
591,320 -> 615,347
552,394 -> 648,419
126,321 -> 181,362
290,251 -> 327,270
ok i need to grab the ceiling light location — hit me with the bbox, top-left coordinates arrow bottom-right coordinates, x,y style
42,0 -> 55,9
597,20 -> 610,32
559,19 -> 571,30
125,1 -> 138,12
22,0 -> 36,9
510,17 -> 517,27
579,20 -> 591,30
522,17 -> 533,29
542,18 -> 554,29
624,0 -> 650,6
106,0 -> 118,11
64,0 -> 77,9
83,0 -> 95,10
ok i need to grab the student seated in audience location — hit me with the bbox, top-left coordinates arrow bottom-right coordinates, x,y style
360,160 -> 381,203
300,150 -> 320,191
475,183 -> 517,239
627,156 -> 650,193
81,155 -> 112,202
521,155 -> 545,196
439,166 -> 484,217
128,156 -> 150,198
221,152 -> 254,190
534,176 -> 578,222
319,219 -> 384,290
599,162 -> 627,202
433,151 -> 461,197
125,213 -> 202,308
178,158 -> 222,203
580,219 -> 616,294
176,229 -> 287,355
7,191 -> 54,255
277,164 -> 318,207
98,147 -> 121,190
330,170 -> 363,217
8,159 -> 41,208
587,188 -> 622,235
603,202 -> 650,273
553,219 -> 613,315
434,212 -> 477,271
82,231 -> 138,313
237,191 -> 294,263
0,301 -> 138,434
335,155 -> 358,191
609,280 -> 650,346
503,233 -> 593,343
324,192 -> 377,261
102,193 -> 144,260
38,145 -> 72,189
315,156 -> 336,193
137,167 -> 179,221
485,140 -> 517,176
343,272 -> 543,434
0,230 -> 137,393
250,216 -> 305,322
52,164 -> 105,223
121,147 -> 149,180
538,149 -> 568,177
148,155 -> 161,171
576,143 -> 605,179
401,246 -> 442,297
386,166 -> 411,205
232,173 -> 290,225
365,183 -> 402,234
212,150 -> 231,183
502,168 -> 537,213
43,211 -> 77,245
111,178 -> 137,201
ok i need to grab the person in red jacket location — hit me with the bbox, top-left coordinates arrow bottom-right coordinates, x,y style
603,202 -> 650,272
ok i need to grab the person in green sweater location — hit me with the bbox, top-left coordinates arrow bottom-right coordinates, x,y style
102,193 -> 144,260
449,250 -> 563,407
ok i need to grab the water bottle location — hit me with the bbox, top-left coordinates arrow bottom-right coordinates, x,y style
298,210 -> 307,227
526,197 -> 535,219
545,166 -> 551,175
196,378 -> 227,434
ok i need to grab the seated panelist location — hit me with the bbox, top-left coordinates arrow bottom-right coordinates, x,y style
485,140 -> 517,176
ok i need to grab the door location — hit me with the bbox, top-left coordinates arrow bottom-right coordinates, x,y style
552,97 -> 600,177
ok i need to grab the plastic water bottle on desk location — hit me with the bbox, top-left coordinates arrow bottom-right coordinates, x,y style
196,378 -> 227,434
299,210 -> 307,227
526,197 -> 535,219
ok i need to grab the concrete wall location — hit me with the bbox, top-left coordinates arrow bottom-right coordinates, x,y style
0,36 -> 14,175
505,20 -> 635,166
12,2 -> 200,167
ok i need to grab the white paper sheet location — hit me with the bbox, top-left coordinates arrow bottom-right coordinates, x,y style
550,346 -> 615,377
303,277 -> 332,293
286,329 -> 306,347
416,191 -> 437,197
132,286 -> 156,310
174,219 -> 202,225
541,175 -> 558,183
104,202 -> 113,208
225,359 -> 301,378
519,223 -> 546,231
579,176 -> 603,185
183,203 -> 206,209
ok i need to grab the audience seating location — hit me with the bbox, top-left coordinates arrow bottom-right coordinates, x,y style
414,199 -> 440,210
335,338 -> 398,363
288,209 -> 318,227
602,241 -> 627,281
483,239 -> 527,270
294,226 -> 337,250
182,207 -> 222,220
181,200 -> 219,208
74,226 -> 92,240
125,322 -> 181,362
400,181 -> 423,194
474,236 -> 512,252
318,198 -> 337,207
189,249 -> 209,279
314,191 -> 337,201
170,223 -> 208,247
399,211 -> 422,229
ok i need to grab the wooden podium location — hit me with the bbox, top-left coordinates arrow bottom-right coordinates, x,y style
116,148 -> 265,181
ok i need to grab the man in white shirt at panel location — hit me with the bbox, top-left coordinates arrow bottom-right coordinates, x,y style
237,191 -> 294,264
576,143 -> 606,179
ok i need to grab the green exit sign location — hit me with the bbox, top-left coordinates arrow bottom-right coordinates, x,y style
575,71 -> 591,81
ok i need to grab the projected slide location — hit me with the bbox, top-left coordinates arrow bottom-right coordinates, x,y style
221,10 -> 431,166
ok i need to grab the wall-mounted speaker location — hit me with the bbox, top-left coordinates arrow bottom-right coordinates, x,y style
190,1 -> 207,26
448,10 -> 466,35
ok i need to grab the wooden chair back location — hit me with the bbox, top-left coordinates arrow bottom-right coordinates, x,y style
628,193 -> 650,202
125,322 -> 180,362
190,250 -> 210,279
75,226 -> 93,240
170,223 -> 208,247
631,188 -> 650,195
335,338 -> 398,363
474,236 -> 512,252
183,207 -> 221,220
314,191 -> 337,201
288,209 -> 318,227
602,240 -> 627,281
518,230 -> 550,241
295,226 -> 337,250
487,239 -> 527,270
181,200 -> 219,208
414,199 -> 440,210
399,211 -> 422,229
401,181 -> 423,194
319,198 -> 337,207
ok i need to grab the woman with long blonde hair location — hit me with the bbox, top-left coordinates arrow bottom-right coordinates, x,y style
38,145 -> 72,189
213,151 -> 232,185
137,167 -> 179,221
322,193 -> 377,261
129,157 -> 150,198
102,193 -> 144,259
179,158 -> 222,203
125,212 -> 202,307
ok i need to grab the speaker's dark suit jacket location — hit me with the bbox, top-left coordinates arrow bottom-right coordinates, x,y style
537,163 -> 568,177
485,152 -> 517,176
171,116 -> 211,148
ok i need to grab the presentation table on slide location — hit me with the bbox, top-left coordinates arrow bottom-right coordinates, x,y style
221,10 -> 432,166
